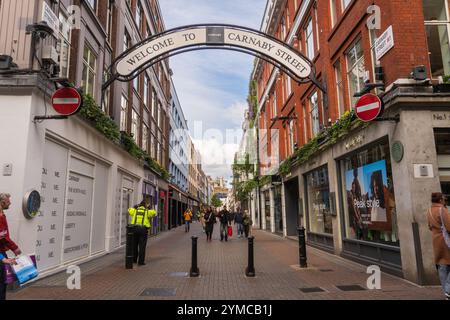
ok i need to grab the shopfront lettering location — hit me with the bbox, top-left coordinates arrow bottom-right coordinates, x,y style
126,38 -> 176,67
66,211 -> 87,216
68,187 -> 86,195
227,32 -> 275,52
69,175 -> 79,182
354,199 -> 380,209
433,113 -> 449,121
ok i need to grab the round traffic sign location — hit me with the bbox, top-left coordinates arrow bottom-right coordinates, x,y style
354,93 -> 383,122
51,87 -> 82,116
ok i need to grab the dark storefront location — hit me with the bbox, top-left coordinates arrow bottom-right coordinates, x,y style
304,165 -> 334,252
274,185 -> 283,235
264,190 -> 271,231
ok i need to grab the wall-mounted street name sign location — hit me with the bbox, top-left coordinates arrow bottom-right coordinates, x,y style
115,25 -> 312,80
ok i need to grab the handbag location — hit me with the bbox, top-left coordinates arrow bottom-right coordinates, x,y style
3,263 -> 16,285
227,225 -> 233,237
439,207 -> 450,249
11,255 -> 39,285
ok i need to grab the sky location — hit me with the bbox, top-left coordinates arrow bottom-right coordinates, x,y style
159,0 -> 267,181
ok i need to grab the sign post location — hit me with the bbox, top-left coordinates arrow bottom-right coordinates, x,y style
51,87 -> 82,116
354,93 -> 383,122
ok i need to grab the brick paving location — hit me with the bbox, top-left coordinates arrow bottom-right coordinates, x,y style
7,222 -> 444,300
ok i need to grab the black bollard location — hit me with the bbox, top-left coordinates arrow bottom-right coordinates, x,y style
297,227 -> 307,268
245,236 -> 255,277
125,225 -> 134,269
190,236 -> 200,277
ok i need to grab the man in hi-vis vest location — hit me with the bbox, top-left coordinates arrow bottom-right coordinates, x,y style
128,197 -> 157,265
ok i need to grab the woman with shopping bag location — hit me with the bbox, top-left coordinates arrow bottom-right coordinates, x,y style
0,193 -> 21,300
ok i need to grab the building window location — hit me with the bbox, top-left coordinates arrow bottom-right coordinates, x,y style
339,139 -> 398,245
120,94 -> 128,131
123,30 -> 131,52
302,102 -> 307,143
102,68 -> 110,114
152,90 -> 157,119
346,38 -> 365,106
331,0 -> 339,28
310,92 -> 320,137
142,124 -> 149,152
286,75 -> 292,97
157,143 -> 161,164
133,75 -> 139,93
334,60 -> 345,117
135,1 -> 142,31
150,134 -> 156,159
131,110 -> 139,144
288,119 -> 295,155
281,16 -> 286,41
306,166 -> 332,235
86,0 -> 97,13
82,44 -> 97,97
106,0 -> 114,43
305,18 -> 315,60
57,12 -> 71,78
342,0 -> 351,11
144,75 -> 149,107
423,0 -> 450,78
157,102 -> 162,128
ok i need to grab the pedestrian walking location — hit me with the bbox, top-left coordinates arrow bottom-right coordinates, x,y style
234,210 -> 244,238
183,208 -> 193,232
199,208 -> 206,233
0,193 -> 21,300
427,192 -> 450,300
128,197 -> 157,266
204,208 -> 215,242
219,207 -> 230,242
243,210 -> 253,238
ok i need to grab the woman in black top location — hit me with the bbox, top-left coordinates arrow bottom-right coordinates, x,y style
204,208 -> 216,242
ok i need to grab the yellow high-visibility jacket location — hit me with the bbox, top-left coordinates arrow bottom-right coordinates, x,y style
128,206 -> 157,228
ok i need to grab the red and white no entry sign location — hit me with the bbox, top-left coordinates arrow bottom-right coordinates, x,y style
51,87 -> 82,116
354,93 -> 383,122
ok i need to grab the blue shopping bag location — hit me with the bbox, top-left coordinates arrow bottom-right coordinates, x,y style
11,255 -> 39,285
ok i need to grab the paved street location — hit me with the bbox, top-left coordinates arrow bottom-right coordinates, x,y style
8,222 -> 443,300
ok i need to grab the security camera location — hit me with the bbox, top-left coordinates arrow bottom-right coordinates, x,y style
26,21 -> 54,38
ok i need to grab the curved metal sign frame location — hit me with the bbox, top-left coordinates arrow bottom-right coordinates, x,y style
103,24 -> 321,92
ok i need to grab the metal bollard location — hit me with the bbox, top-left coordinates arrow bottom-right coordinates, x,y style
245,236 -> 255,277
125,225 -> 134,269
190,236 -> 200,277
297,227 -> 307,268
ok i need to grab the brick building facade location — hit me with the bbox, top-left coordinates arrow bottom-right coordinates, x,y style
249,0 -> 450,284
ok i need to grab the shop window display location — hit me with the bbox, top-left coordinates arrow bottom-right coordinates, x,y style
340,140 -> 399,246
306,166 -> 332,234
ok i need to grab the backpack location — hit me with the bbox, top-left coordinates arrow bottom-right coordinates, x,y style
439,207 -> 450,249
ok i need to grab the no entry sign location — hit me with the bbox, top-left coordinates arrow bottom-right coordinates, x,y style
354,93 -> 383,122
51,87 -> 82,116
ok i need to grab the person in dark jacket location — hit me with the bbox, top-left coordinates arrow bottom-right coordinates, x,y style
204,207 -> 216,242
234,211 -> 244,238
0,193 -> 21,300
219,207 -> 230,242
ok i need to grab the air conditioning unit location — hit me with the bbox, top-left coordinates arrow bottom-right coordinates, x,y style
42,45 -> 59,65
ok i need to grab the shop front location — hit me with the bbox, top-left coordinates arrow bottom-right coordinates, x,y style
273,185 -> 283,235
263,190 -> 271,231
337,137 -> 401,275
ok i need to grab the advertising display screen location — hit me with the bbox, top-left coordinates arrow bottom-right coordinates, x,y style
340,141 -> 399,245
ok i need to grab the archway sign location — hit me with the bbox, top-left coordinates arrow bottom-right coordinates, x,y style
102,24 -> 324,93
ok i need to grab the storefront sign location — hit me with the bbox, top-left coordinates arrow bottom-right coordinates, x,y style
375,25 -> 394,61
116,26 -> 312,80
345,135 -> 365,150
432,113 -> 450,121
42,2 -> 59,34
